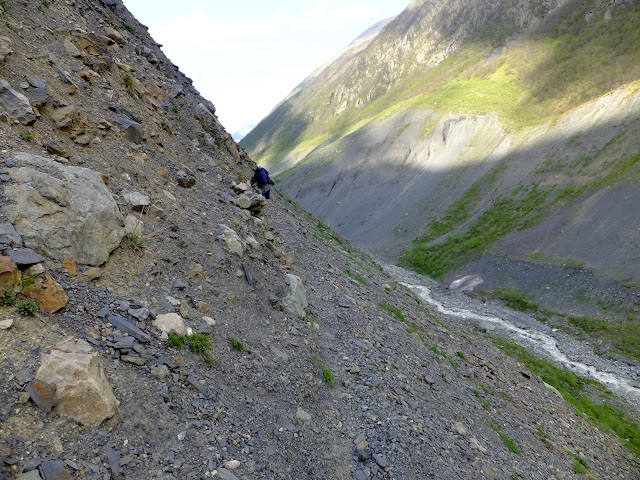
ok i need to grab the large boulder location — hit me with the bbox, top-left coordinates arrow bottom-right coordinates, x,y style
282,274 -> 308,319
1,153 -> 125,265
35,348 -> 118,426
0,79 -> 36,125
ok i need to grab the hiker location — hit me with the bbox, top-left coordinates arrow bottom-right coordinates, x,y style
251,166 -> 274,199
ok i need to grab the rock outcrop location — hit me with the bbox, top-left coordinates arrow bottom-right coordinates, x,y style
2,153 -> 124,266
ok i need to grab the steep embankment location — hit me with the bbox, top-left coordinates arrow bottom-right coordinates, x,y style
242,0 -> 640,292
0,1 -> 639,479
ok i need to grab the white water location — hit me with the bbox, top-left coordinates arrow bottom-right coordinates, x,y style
404,282 -> 640,404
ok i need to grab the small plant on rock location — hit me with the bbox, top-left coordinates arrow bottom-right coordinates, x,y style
123,232 -> 147,253
125,24 -> 135,34
312,356 -> 335,386
124,74 -> 136,96
0,290 -> 16,306
167,332 -> 187,350
168,332 -> 213,363
16,300 -> 38,316
229,337 -> 244,351
20,133 -> 34,142
22,276 -> 37,289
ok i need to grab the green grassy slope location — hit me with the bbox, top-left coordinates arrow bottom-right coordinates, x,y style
243,0 -> 640,166
242,0 -> 640,281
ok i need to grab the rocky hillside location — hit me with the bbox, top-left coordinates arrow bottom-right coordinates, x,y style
0,1 -> 639,480
241,0 -> 640,300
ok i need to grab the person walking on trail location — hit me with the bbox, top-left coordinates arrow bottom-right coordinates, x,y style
251,166 -> 274,199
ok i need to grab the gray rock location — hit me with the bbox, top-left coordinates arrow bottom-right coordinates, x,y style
25,76 -> 46,89
217,225 -> 245,256
108,315 -> 150,342
123,190 -> 151,210
0,79 -> 36,125
104,445 -> 121,477
282,274 -> 308,319
6,247 -> 45,266
44,141 -> 70,159
0,223 -> 21,245
113,337 -> 135,349
177,170 -> 195,188
116,117 -> 144,144
373,454 -> 390,468
270,345 -> 289,362
16,469 -> 42,480
216,468 -> 239,480
128,307 -> 150,321
27,87 -> 49,109
50,105 -> 76,129
1,153 -> 125,266
39,460 -> 72,480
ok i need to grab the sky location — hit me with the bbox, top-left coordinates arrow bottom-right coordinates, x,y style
122,0 -> 410,135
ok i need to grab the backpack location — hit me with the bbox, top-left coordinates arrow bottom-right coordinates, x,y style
255,167 -> 272,186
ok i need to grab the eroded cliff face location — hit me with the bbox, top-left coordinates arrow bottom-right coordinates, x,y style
243,0 -> 640,290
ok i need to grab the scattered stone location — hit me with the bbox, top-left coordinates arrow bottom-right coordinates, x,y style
39,460 -> 72,480
108,314 -> 150,342
0,318 -> 13,329
6,247 -> 45,266
217,225 -> 245,256
121,354 -> 146,366
451,422 -> 467,437
202,316 -> 216,327
0,255 -> 20,293
0,223 -> 22,245
150,364 -> 169,382
0,36 -> 13,63
470,437 -> 487,453
25,263 -> 45,276
104,444 -> 121,477
224,460 -> 240,470
78,267 -> 102,282
270,345 -> 289,362
50,105 -> 76,129
62,256 -> 76,276
296,407 -> 312,424
45,141 -> 71,159
124,214 -> 144,237
176,170 -> 195,188
17,470 -> 42,480
129,307 -> 150,321
153,312 -> 186,335
23,275 -> 68,313
282,274 -> 308,319
36,349 -> 118,426
373,454 -> 390,468
216,468 -> 239,480
123,191 -> 150,211
63,39 -> 81,57
115,117 -> 144,144
0,79 -> 36,125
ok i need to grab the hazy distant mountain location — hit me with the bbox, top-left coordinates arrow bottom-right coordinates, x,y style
232,124 -> 256,141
